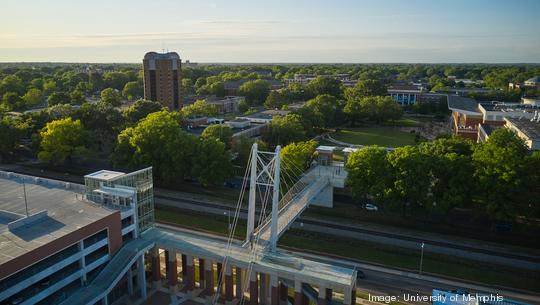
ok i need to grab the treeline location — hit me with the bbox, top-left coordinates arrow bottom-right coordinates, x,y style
345,131 -> 540,222
0,65 -> 143,111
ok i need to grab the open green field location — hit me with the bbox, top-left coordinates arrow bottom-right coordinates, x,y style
154,206 -> 539,292
331,127 -> 416,147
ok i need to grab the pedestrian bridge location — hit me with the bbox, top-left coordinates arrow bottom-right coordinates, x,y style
62,225 -> 357,305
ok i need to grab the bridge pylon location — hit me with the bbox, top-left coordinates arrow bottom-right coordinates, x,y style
245,143 -> 281,251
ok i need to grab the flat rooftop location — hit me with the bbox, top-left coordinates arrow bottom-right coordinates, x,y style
0,172 -> 115,266
506,117 -> 540,140
447,95 -> 480,114
85,170 -> 125,181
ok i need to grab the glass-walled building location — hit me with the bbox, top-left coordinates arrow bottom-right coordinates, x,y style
84,167 -> 155,235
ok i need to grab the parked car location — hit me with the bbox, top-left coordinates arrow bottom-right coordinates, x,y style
365,203 -> 379,211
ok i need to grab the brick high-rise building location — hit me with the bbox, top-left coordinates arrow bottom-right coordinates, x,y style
142,51 -> 181,110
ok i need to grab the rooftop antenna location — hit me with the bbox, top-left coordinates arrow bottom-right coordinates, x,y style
22,182 -> 29,217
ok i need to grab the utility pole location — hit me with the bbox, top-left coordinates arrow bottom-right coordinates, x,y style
419,242 -> 425,275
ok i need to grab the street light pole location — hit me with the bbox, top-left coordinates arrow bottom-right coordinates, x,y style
23,182 -> 29,217
419,242 -> 425,275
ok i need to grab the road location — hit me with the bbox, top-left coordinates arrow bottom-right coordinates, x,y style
154,193 -> 540,270
155,223 -> 540,305
1,163 -> 539,269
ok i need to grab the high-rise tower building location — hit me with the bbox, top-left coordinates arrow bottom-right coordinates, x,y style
142,51 -> 181,110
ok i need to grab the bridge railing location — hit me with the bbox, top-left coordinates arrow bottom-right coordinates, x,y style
254,177 -> 329,241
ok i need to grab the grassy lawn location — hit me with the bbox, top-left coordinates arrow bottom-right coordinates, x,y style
331,127 -> 416,147
154,207 -> 539,292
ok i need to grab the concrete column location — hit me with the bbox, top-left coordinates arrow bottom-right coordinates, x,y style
151,247 -> 161,286
351,287 -> 356,305
185,255 -> 195,291
165,250 -> 170,275
225,264 -> 234,302
270,274 -> 279,305
199,258 -> 206,288
317,286 -> 326,305
127,267 -> 134,296
78,241 -> 87,285
294,280 -> 302,305
102,295 -> 108,305
217,262 -> 224,296
205,261 -> 214,296
326,288 -> 333,303
181,254 -> 187,278
343,287 -> 352,305
168,251 -> 178,288
279,282 -> 289,304
249,270 -> 258,305
137,254 -> 147,300
235,267 -> 243,298
279,282 -> 288,304
260,273 -> 268,305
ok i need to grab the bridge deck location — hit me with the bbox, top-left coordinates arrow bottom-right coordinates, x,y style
64,226 -> 355,305
256,177 -> 329,244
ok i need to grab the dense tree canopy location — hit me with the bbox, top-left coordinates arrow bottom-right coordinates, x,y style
180,100 -> 218,118
100,88 -> 122,106
37,118 -> 87,164
239,79 -> 271,105
201,124 -> 233,149
263,114 -> 306,147
113,110 -> 196,183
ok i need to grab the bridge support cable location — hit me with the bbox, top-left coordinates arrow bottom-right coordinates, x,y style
213,147 -> 254,304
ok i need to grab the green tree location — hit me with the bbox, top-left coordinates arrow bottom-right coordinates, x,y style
180,100 -> 218,118
306,76 -> 342,97
0,117 -> 22,161
47,92 -> 71,106
37,118 -> 87,164
181,78 -> 195,95
113,110 -> 197,183
347,96 -> 402,124
346,146 -> 391,203
42,79 -> 57,95
264,90 -> 290,109
263,114 -> 306,146
123,99 -> 163,125
2,92 -> 23,110
201,124 -> 233,149
70,89 -> 86,105
0,75 -> 24,95
419,137 -> 474,213
280,140 -> 318,177
386,146 -> 432,214
192,137 -> 231,186
89,72 -> 104,91
122,81 -> 142,101
75,103 -> 124,153
100,88 -> 122,106
472,128 -> 528,220
239,79 -> 270,105
343,97 -> 365,126
22,88 -> 43,107
103,71 -> 130,90
303,94 -> 341,128
344,79 -> 387,100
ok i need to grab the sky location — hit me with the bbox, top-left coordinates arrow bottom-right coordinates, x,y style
1,0 -> 540,63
